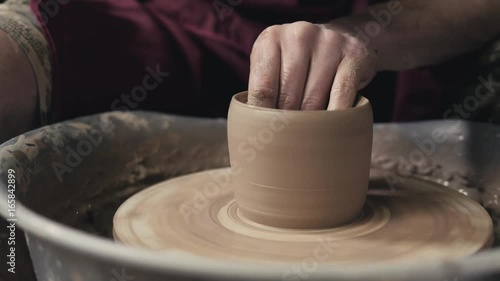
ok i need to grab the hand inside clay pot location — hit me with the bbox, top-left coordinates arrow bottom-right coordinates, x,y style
247,21 -> 378,111
241,21 -> 378,228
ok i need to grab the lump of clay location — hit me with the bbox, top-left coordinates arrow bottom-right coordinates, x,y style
227,92 -> 373,229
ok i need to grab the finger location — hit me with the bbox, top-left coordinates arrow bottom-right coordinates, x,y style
248,28 -> 281,108
277,28 -> 312,110
327,54 -> 376,110
301,36 -> 341,110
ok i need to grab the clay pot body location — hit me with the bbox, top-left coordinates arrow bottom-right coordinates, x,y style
227,92 -> 373,229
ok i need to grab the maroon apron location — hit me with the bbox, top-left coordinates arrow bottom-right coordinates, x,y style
31,0 -> 441,122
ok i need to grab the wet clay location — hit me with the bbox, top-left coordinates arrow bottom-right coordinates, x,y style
113,168 -> 493,264
227,92 -> 373,229
111,97 -> 493,263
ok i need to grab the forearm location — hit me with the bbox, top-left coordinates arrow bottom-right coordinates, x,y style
0,0 -> 53,142
331,0 -> 500,71
0,29 -> 39,142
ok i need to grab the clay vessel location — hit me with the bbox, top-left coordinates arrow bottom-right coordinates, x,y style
227,92 -> 373,229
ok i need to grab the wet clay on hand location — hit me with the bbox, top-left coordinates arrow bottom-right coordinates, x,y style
227,92 -> 373,228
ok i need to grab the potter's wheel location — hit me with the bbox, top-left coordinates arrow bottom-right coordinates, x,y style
2,111 -> 500,281
113,168 -> 493,264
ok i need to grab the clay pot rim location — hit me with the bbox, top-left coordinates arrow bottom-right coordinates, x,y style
232,91 -> 370,113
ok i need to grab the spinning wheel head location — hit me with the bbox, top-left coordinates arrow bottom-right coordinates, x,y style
113,168 -> 493,264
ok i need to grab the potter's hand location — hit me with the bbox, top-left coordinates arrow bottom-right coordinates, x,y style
248,21 -> 377,110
